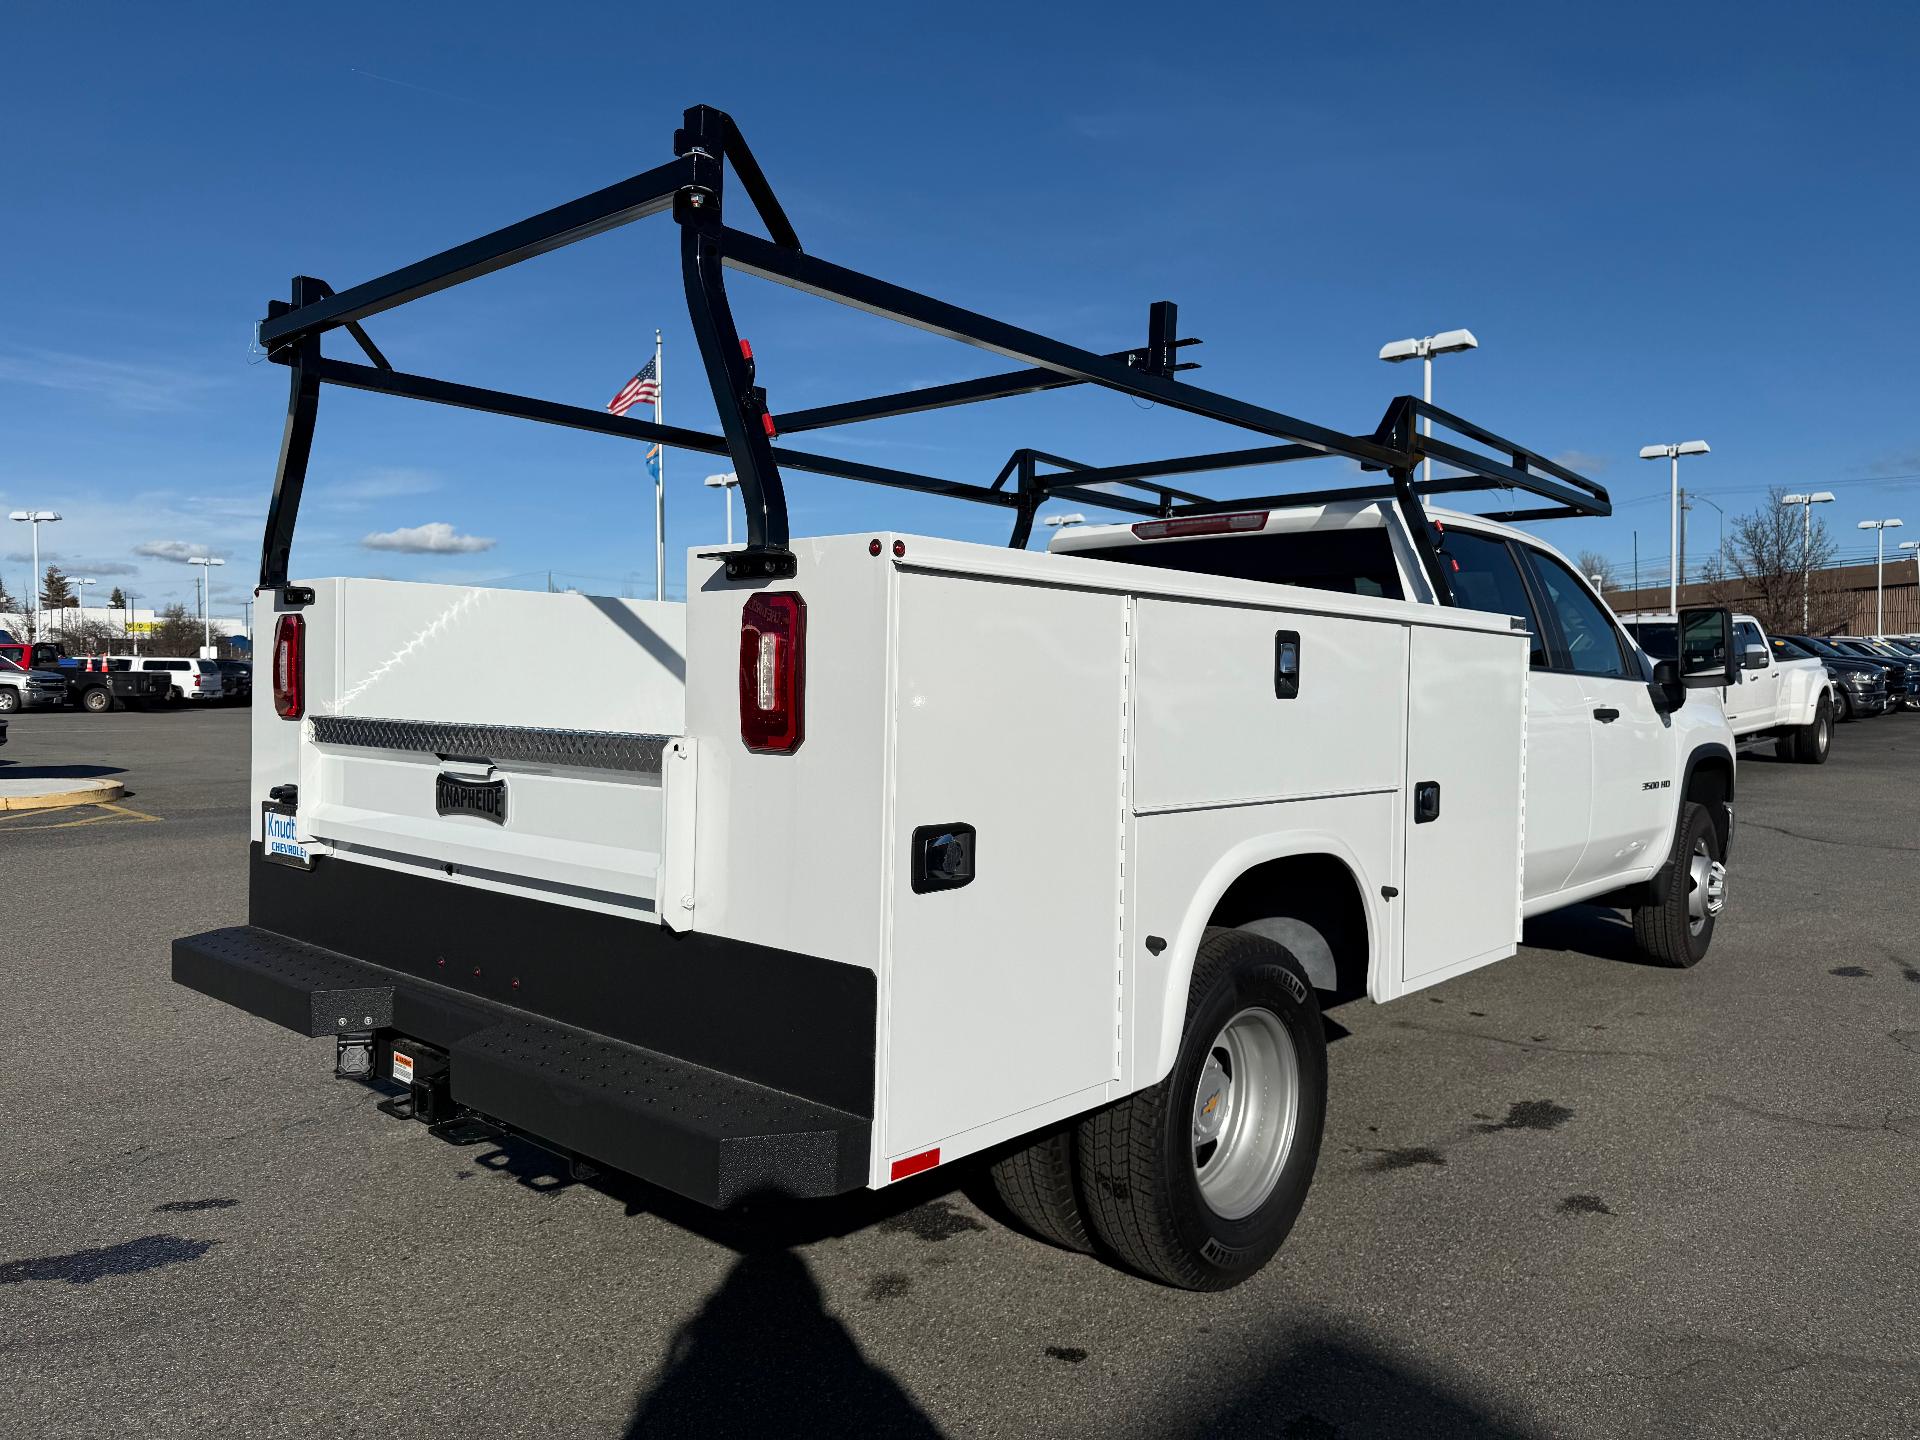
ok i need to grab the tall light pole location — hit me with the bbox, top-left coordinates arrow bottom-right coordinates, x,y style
1780,492 -> 1835,630
1857,518 -> 1905,634
1901,541 -> 1920,631
1689,494 -> 1726,578
8,510 -> 61,642
187,555 -> 225,653
74,577 -> 96,640
1639,442 -> 1710,616
704,472 -> 740,547
1379,330 -> 1478,482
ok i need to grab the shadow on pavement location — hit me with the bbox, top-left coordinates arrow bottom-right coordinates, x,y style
1521,903 -> 1657,967
0,762 -> 125,779
1149,1325 -> 1538,1439
626,1249 -> 941,1438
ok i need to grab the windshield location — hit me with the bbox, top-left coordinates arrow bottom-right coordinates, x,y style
1769,636 -> 1813,660
1625,621 -> 1677,659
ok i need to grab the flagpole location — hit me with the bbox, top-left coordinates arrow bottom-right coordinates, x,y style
653,328 -> 665,603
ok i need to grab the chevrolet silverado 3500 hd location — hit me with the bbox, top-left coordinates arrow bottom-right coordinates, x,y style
174,105 -> 1739,1289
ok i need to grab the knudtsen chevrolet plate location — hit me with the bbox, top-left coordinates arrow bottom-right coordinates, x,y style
435,772 -> 507,824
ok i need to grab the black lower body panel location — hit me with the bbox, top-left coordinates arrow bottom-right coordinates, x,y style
171,850 -> 875,1207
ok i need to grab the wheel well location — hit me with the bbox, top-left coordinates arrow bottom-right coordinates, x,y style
1685,756 -> 1733,854
1207,853 -> 1369,999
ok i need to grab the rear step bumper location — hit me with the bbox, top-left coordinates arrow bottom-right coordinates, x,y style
173,925 -> 870,1206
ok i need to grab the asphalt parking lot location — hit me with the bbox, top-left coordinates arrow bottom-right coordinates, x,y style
2,706 -> 1916,1439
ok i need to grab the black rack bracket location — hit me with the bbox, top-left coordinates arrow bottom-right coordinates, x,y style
253,104 -> 1609,596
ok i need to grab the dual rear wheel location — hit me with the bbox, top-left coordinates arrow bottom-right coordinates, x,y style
988,927 -> 1326,1290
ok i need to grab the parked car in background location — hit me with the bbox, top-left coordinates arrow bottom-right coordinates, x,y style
1784,635 -> 1916,710
0,654 -> 71,712
1771,635 -> 1888,721
126,656 -> 226,703
1819,637 -> 1918,707
216,659 -> 252,705
1624,612 -> 1832,761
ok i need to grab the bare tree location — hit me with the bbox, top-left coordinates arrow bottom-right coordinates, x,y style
1724,487 -> 1852,634
64,617 -> 120,656
150,602 -> 208,656
1575,550 -> 1618,592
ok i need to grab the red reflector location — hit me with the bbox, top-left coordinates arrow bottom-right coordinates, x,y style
891,539 -> 905,558
273,614 -> 305,720
868,538 -> 882,556
761,412 -> 778,438
739,339 -> 754,361
738,592 -> 805,753
890,1148 -> 940,1181
1130,510 -> 1269,541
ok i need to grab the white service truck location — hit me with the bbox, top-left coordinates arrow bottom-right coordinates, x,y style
174,106 -> 1741,1289
1623,611 -> 1832,762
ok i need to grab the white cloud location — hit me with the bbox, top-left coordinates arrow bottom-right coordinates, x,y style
0,347 -> 222,413
361,522 -> 495,555
133,540 -> 213,563
1554,450 -> 1612,475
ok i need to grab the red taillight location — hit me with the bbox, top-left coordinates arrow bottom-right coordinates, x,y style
273,614 -> 305,720
1129,510 -> 1269,541
738,592 -> 805,753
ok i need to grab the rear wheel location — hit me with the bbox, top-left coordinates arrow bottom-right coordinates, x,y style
988,1125 -> 1094,1254
1631,802 -> 1724,968
81,686 -> 112,713
1776,695 -> 1832,764
1076,927 -> 1326,1290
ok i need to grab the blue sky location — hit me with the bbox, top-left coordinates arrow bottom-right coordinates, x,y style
4,2 -> 1919,614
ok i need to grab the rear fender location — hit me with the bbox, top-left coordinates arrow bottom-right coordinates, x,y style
1137,829 -> 1380,1092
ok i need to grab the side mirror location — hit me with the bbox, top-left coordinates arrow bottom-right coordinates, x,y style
1742,644 -> 1770,671
1678,606 -> 1738,688
1650,658 -> 1687,713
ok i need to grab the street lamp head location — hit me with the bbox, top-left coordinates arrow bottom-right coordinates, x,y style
1379,330 -> 1478,363
1810,492 -> 1835,504
9,510 -> 61,522
1675,440 -> 1711,456
703,472 -> 739,490
1780,493 -> 1807,505
1043,513 -> 1086,528
1639,445 -> 1671,460
1900,540 -> 1920,552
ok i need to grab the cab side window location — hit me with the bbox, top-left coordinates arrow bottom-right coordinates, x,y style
1442,529 -> 1548,669
1522,549 -> 1633,680
1735,621 -> 1768,668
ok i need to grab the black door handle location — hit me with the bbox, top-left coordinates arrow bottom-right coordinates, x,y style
1593,707 -> 1620,723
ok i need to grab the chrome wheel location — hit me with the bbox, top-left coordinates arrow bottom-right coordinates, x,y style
1191,1006 -> 1300,1220
1687,842 -> 1726,937
1817,711 -> 1831,757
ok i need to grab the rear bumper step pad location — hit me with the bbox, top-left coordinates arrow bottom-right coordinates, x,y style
172,926 -> 869,1206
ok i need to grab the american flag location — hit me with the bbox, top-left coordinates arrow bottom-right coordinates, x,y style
607,357 -> 659,417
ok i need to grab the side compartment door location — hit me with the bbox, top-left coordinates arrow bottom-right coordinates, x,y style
1399,623 -> 1526,990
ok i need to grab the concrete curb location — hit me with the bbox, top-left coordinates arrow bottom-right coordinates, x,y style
0,776 -> 127,812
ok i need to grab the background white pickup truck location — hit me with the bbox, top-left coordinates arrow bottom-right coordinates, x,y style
173,102 -> 1744,1292
1624,611 -> 1832,763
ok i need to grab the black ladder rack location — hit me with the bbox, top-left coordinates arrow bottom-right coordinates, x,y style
255,103 -> 1609,601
